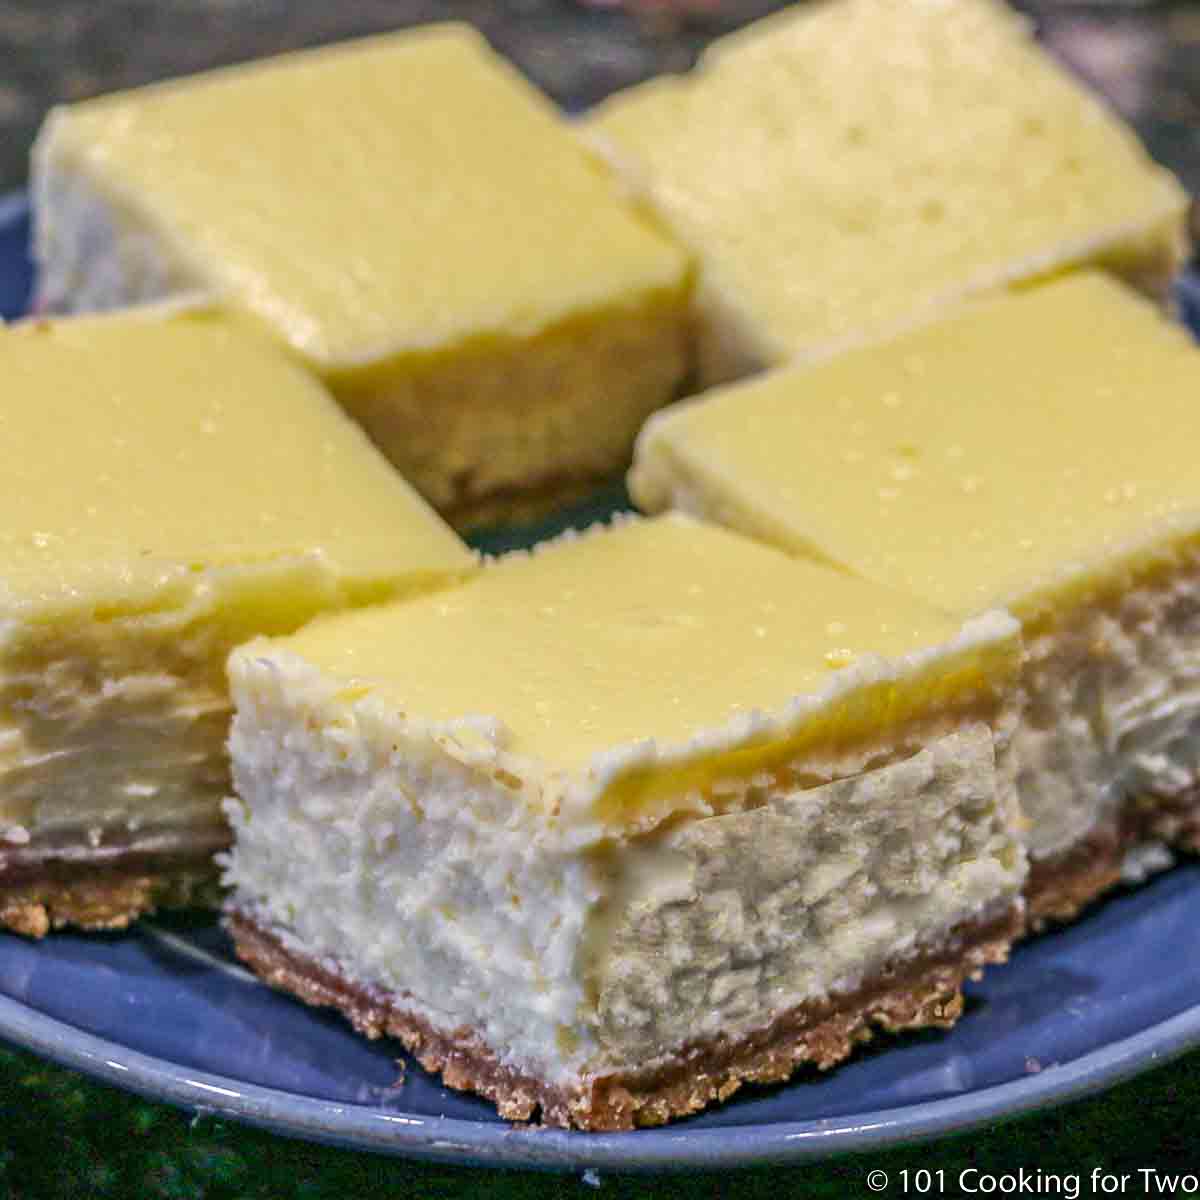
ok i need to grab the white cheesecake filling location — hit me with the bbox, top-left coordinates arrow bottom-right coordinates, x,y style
31,120 -> 196,314
1015,560 -> 1200,861
0,557 -> 376,851
223,654 -> 597,1084
0,639 -> 228,843
225,651 -> 1024,1086
586,725 -> 1023,1070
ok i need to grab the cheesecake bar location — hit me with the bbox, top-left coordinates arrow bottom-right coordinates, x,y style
31,25 -> 691,529
0,306 -> 472,937
223,514 -> 1025,1129
586,0 -> 1189,386
632,272 -> 1200,923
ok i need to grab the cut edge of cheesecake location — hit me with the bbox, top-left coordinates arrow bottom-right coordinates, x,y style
0,549 -> 469,939
220,515 -> 1027,1128
628,276 -> 1200,927
0,303 -> 475,936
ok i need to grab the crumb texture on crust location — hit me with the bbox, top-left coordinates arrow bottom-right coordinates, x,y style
1133,782 -> 1200,854
1024,820 -> 1129,929
0,865 -> 221,939
1023,786 -> 1194,930
227,906 -> 1020,1131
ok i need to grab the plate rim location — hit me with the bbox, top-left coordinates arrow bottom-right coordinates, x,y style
3,982 -> 1199,1171
0,190 -> 27,222
2,186 -> 1200,1169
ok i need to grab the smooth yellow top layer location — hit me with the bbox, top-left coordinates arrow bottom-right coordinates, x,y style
588,0 -> 1187,364
1,306 -> 473,614
632,273 -> 1200,620
46,25 -> 687,372
272,515 -> 1011,776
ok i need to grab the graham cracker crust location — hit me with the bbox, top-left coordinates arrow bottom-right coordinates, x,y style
1025,820 -> 1127,929
226,905 -> 1021,1131
448,473 -> 615,534
0,827 -> 228,938
1026,782 -> 1200,931
1130,784 -> 1200,855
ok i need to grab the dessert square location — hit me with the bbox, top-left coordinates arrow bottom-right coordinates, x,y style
0,306 -> 473,936
632,272 -> 1200,923
223,514 -> 1025,1129
586,0 -> 1189,385
31,25 -> 692,528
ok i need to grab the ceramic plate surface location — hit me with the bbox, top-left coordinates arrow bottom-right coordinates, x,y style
3,191 -> 1200,1169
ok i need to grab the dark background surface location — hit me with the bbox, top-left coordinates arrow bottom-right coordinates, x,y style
1,1 -> 1199,195
1,1 -> 1199,1195
0,1032 -> 1193,1197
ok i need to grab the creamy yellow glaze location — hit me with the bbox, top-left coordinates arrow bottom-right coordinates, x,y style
42,25 -> 687,371
0,306 -> 473,615
588,0 -> 1188,376
632,273 -> 1200,620
269,515 -> 1014,776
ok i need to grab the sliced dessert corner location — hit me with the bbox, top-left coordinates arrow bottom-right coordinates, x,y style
223,514 -> 1026,1129
0,305 -> 474,936
631,272 -> 1200,927
31,25 -> 693,529
586,0 -> 1189,386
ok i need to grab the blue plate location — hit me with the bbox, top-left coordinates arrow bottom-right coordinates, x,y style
2,191 -> 1200,1170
